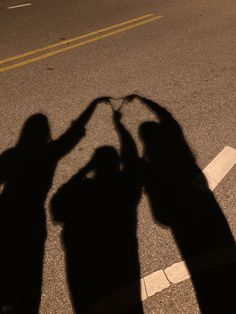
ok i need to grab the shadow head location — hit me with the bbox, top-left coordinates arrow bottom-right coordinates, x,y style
92,146 -> 120,176
18,113 -> 51,148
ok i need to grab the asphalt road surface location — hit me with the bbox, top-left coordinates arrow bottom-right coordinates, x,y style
0,0 -> 236,313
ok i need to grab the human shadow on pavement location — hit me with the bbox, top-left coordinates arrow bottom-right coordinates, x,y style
51,107 -> 143,313
125,95 -> 235,313
0,99 -> 100,314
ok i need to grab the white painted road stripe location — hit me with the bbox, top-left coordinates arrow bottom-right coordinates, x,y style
203,146 -> 236,191
164,261 -> 190,284
144,269 -> 170,297
7,3 -> 32,9
87,146 -> 236,313
89,246 -> 236,313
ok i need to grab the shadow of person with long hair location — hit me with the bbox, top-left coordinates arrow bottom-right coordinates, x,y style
51,106 -> 143,313
0,98 -> 102,314
124,95 -> 236,313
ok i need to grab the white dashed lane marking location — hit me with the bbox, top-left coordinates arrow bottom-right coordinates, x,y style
164,261 -> 190,284
144,269 -> 170,297
7,3 -> 32,9
203,146 -> 236,191
84,146 -> 236,313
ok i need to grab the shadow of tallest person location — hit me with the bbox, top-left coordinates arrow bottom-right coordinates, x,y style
0,98 -> 102,314
126,95 -> 235,313
51,107 -> 143,313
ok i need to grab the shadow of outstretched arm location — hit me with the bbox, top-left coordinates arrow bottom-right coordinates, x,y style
125,94 -> 173,122
51,97 -> 109,158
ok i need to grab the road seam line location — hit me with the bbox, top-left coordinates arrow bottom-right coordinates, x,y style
164,260 -> 190,284
142,276 -> 148,300
144,269 -> 170,297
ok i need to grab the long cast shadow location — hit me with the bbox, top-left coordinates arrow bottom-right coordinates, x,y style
126,95 -> 235,313
51,108 -> 143,313
0,99 -> 99,314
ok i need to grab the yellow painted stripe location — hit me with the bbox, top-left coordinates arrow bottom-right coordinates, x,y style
0,13 -> 154,65
0,16 -> 162,73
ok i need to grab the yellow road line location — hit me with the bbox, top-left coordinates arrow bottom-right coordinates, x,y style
0,15 -> 162,73
0,13 -> 154,65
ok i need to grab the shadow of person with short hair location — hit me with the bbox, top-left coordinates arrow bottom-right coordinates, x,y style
0,99 -> 101,314
51,107 -> 143,313
125,95 -> 235,313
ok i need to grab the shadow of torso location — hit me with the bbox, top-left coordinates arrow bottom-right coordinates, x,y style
52,146 -> 142,313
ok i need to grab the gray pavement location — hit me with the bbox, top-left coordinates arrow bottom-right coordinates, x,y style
0,0 -> 235,313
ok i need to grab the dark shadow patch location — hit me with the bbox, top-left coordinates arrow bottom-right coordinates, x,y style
0,99 -> 100,313
51,109 -> 144,313
126,95 -> 235,313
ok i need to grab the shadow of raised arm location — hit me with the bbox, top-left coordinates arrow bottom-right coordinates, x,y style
51,97 -> 110,158
125,94 -> 174,123
112,110 -> 139,174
